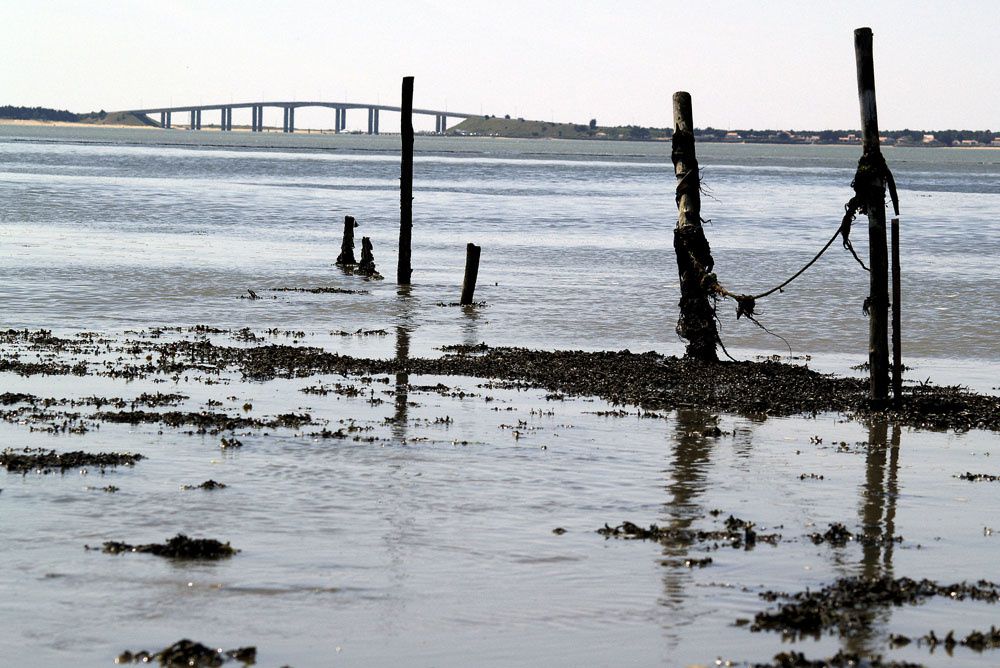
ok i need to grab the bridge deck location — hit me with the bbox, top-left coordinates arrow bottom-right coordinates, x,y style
123,101 -> 475,119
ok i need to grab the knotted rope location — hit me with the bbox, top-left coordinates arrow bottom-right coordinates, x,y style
697,150 -> 899,324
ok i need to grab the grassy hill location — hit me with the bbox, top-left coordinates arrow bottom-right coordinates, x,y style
78,110 -> 158,126
450,115 -> 670,141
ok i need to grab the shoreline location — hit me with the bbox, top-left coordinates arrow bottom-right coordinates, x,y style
4,118 -> 1000,148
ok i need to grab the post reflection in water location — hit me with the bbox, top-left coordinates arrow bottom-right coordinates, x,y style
659,408 -> 718,619
460,303 -> 482,349
375,285 -> 418,635
392,285 -> 414,444
842,419 -> 902,656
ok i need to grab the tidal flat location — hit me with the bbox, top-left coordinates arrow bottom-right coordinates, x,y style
2,325 -> 1000,667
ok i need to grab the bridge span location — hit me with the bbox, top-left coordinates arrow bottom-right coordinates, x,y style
122,101 -> 476,134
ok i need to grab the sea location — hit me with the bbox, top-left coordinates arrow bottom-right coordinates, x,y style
1,125 -> 999,666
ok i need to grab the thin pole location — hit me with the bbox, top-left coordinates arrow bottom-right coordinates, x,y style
855,27 -> 890,401
398,76 -> 414,285
891,217 -> 902,404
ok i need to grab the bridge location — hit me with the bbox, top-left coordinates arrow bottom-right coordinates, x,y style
122,101 -> 477,134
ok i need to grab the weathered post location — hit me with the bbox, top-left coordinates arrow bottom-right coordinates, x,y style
891,217 -> 902,404
671,92 -> 719,361
460,243 -> 481,305
358,236 -> 377,277
336,215 -> 359,266
854,27 -> 890,401
398,76 -> 414,285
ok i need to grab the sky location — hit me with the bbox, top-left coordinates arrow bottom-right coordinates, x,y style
3,0 -> 999,132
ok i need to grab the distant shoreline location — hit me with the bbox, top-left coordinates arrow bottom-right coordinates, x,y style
0,119 -> 319,133
0,118 -> 159,130
3,116 -> 1000,149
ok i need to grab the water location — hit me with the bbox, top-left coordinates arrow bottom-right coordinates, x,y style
2,126 -> 1000,666
4,126 -> 1000,376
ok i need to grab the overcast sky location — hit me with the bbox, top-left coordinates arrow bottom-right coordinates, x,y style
4,0 -> 998,131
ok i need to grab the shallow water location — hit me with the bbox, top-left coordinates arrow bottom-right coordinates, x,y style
2,127 -> 1000,666
3,126 -> 1000,386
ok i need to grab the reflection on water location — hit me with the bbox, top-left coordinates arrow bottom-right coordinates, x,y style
837,420 -> 902,656
392,325 -> 411,443
653,412 -> 917,662
659,408 -> 717,656
392,286 -> 414,444
663,410 -> 717,530
860,421 -> 901,578
460,304 -> 482,349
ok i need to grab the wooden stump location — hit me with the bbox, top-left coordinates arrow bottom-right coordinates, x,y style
336,215 -> 358,265
358,236 -> 379,277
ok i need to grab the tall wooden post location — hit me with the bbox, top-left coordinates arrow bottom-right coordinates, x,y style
671,92 -> 719,362
460,243 -> 481,305
854,27 -> 890,401
891,217 -> 902,404
398,76 -> 414,285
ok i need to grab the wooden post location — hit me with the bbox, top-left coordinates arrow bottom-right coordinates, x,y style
671,92 -> 719,362
358,236 -> 377,277
891,217 -> 902,404
336,215 -> 358,265
460,243 -> 481,305
855,27 -> 890,402
398,76 -> 414,285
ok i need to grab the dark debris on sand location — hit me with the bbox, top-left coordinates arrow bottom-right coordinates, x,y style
0,357 -> 87,376
5,331 -> 1000,433
598,515 -> 780,550
182,480 -> 227,490
116,639 -> 256,667
271,286 -> 368,295
97,534 -> 238,560
752,576 -> 1000,636
93,410 -> 312,434
125,342 -> 1000,432
808,523 -> 854,546
751,650 -> 924,667
916,625 -> 1000,651
958,472 -> 1000,482
1,447 -> 144,474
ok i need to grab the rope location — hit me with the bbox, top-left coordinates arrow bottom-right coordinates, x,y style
701,149 -> 899,322
671,134 -> 901,361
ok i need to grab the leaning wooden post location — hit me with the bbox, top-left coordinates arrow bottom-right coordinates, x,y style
460,243 -> 481,305
398,76 -> 414,285
671,92 -> 719,362
891,217 -> 902,404
854,27 -> 890,401
336,215 -> 358,265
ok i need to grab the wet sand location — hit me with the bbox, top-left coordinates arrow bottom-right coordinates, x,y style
3,325 -> 1000,666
